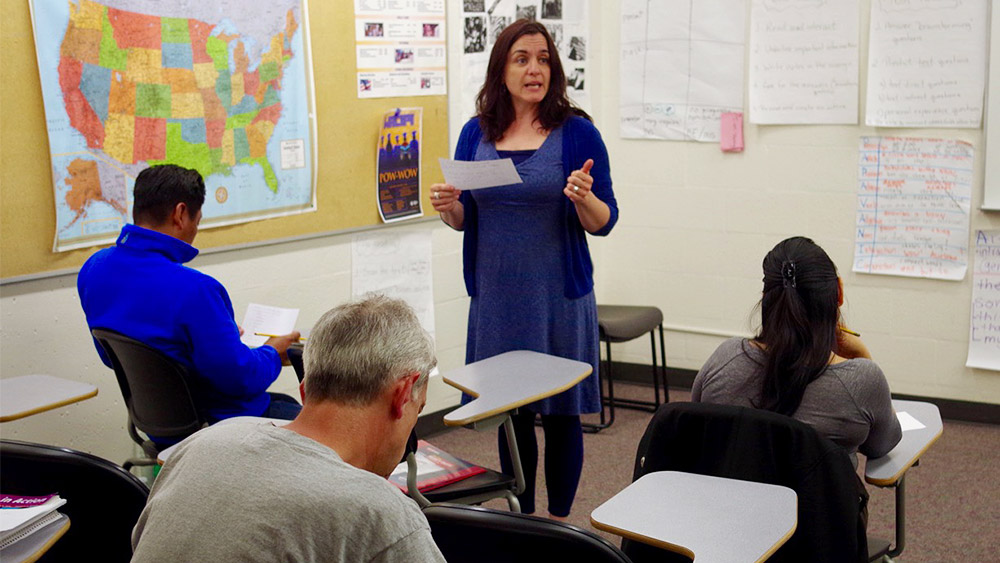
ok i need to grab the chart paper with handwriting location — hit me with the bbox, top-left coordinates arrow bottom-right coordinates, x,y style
853,137 -> 973,281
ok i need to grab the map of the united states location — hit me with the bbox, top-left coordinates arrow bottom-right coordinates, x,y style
33,0 -> 314,251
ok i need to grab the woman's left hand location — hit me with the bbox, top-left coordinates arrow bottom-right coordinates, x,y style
563,159 -> 594,203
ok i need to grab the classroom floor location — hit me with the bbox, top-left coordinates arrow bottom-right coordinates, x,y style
427,384 -> 1000,563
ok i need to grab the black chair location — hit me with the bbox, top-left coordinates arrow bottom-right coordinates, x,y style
624,402 -> 890,563
424,503 -> 632,563
0,440 -> 150,562
287,346 -> 520,510
91,328 -> 208,470
585,305 -> 668,433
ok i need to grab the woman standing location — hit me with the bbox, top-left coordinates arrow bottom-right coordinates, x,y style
431,19 -> 617,519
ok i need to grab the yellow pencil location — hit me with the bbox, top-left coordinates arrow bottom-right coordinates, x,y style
254,332 -> 307,341
838,326 -> 861,337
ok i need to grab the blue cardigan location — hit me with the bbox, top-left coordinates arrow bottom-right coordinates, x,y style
455,116 -> 618,298
78,224 -> 282,423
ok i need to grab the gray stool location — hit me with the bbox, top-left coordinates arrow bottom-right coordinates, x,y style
585,305 -> 668,433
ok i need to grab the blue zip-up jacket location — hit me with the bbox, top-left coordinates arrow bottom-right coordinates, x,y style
455,115 -> 618,299
78,224 -> 281,422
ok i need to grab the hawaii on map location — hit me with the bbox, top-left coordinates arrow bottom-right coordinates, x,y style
31,0 -> 316,251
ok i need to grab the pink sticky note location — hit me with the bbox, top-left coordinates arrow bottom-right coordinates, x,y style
720,112 -> 744,152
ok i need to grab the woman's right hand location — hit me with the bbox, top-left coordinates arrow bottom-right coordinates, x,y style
836,329 -> 872,360
430,183 -> 461,213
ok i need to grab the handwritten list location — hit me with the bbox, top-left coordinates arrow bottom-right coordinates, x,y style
620,0 -> 746,142
352,230 -> 435,340
967,230 -> 1000,371
865,0 -> 988,128
748,0 -> 858,124
853,137 -> 972,281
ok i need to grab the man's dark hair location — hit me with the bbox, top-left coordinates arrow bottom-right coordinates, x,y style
132,165 -> 206,225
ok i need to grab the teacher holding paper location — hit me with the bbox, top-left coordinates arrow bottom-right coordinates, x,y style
431,19 -> 617,520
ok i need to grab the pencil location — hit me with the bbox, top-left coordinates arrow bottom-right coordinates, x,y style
254,332 -> 307,341
838,326 -> 861,337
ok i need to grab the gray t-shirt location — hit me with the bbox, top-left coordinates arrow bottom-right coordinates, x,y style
132,422 -> 445,563
692,337 -> 902,467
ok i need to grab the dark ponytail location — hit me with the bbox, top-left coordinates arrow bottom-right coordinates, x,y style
753,237 -> 840,416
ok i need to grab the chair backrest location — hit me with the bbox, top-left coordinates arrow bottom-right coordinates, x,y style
287,345 -> 305,382
626,402 -> 866,563
423,503 -> 632,563
0,440 -> 150,562
91,328 -> 204,442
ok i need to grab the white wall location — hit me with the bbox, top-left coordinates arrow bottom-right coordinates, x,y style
0,221 -> 468,464
588,1 -> 1000,404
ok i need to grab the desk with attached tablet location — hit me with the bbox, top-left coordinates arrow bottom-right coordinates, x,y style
0,375 -> 98,423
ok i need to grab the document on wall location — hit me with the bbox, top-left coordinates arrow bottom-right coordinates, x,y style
748,0 -> 859,124
966,230 -> 1000,371
438,158 -> 522,190
456,0 -> 591,133
865,0 -> 988,128
620,0 -> 746,142
853,137 -> 973,281
241,304 -> 301,347
352,230 -> 435,340
354,0 -> 446,98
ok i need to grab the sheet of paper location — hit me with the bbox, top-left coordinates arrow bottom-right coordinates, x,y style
620,0 -> 746,142
865,0 -> 988,128
0,496 -> 65,533
896,411 -> 926,432
240,304 -> 300,347
966,230 -> 1000,370
748,0 -> 858,124
438,158 -> 522,191
352,230 -> 435,340
853,137 -> 973,281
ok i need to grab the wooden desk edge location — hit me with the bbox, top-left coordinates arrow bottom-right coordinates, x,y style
0,388 -> 99,422
865,425 -> 944,486
756,516 -> 797,563
589,515 -> 695,561
22,516 -> 70,563
441,367 -> 592,427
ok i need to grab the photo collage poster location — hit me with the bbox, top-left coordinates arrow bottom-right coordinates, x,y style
355,0 -> 447,98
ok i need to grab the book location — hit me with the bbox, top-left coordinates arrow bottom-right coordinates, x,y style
388,441 -> 487,493
0,494 -> 69,561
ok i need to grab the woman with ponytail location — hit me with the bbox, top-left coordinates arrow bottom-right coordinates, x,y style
692,236 -> 901,467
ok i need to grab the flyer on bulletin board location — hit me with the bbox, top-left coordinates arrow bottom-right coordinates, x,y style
376,108 -> 423,223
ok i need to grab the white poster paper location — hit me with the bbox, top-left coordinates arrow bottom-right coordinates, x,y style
749,0 -> 858,124
355,0 -> 447,98
865,0 -> 988,128
457,0 -> 591,131
966,230 -> 1000,371
853,137 -> 973,281
620,0 -> 746,142
352,230 -> 436,340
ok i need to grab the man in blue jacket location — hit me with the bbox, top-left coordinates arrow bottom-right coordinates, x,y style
78,164 -> 302,429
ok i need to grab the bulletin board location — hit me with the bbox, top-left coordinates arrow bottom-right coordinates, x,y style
0,0 -> 448,280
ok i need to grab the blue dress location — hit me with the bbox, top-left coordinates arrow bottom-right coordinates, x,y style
465,126 -> 601,415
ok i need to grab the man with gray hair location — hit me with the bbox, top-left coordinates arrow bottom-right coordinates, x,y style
131,296 -> 446,562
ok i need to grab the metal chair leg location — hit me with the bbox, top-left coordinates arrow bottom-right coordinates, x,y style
583,338 -> 616,433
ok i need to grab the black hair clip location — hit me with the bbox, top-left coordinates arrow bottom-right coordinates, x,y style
781,261 -> 796,288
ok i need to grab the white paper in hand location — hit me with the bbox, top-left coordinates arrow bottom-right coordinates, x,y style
438,158 -> 522,190
241,303 -> 299,347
